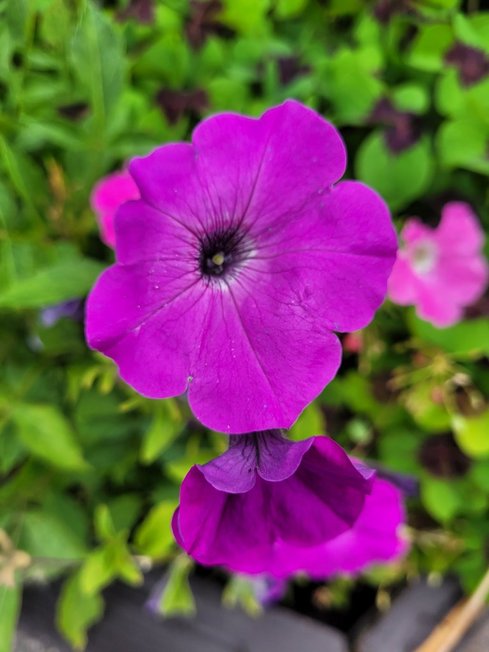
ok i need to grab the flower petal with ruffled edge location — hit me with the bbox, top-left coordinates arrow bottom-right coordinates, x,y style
172,432 -> 373,574
86,100 -> 396,433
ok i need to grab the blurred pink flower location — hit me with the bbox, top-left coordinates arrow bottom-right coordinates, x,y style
91,170 -> 140,248
388,202 -> 488,327
343,330 -> 363,354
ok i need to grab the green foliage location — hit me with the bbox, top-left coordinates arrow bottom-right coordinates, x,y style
12,403 -> 88,471
356,133 -> 434,211
134,501 -> 177,561
223,575 -> 263,616
57,571 -> 104,651
453,411 -> 489,458
0,586 -> 21,652
159,556 -> 196,617
1,0 -> 489,648
0,258 -> 104,309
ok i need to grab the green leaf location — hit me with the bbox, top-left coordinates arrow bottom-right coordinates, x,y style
392,84 -> 429,114
5,0 -> 30,43
274,0 -> 308,19
223,576 -> 262,616
405,384 -> 451,433
421,477 -> 464,523
326,49 -> 383,124
452,411 -> 489,458
468,14 -> 489,55
220,0 -> 272,35
57,571 -> 104,651
290,402 -> 325,440
134,501 -> 176,560
436,71 -> 489,122
70,3 -> 125,124
356,132 -> 434,211
207,77 -> 249,112
0,585 -> 21,652
435,71 -> 465,118
40,0 -> 72,49
12,403 -> 88,472
160,556 -> 196,617
410,313 -> 489,358
0,258 -> 105,309
94,505 -> 117,542
453,13 -> 485,49
470,460 -> 489,491
74,390 -> 137,446
408,24 -> 454,72
106,494 -> 142,533
0,137 -> 47,222
140,401 -> 183,464
79,546 -> 117,595
437,119 -> 489,175
19,509 -> 88,561
378,429 -> 421,475
325,0 -> 363,14
0,423 -> 25,475
80,538 -> 142,595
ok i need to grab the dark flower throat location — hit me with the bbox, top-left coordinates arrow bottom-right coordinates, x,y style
198,226 -> 250,279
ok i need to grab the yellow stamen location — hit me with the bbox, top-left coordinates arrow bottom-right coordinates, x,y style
211,252 -> 225,266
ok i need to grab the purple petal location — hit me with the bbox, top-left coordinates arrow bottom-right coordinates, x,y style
129,143 -> 206,234
86,263 -> 209,399
198,431 -> 313,493
187,271 -> 342,433
253,181 -> 397,333
272,476 -> 408,579
191,100 -> 347,228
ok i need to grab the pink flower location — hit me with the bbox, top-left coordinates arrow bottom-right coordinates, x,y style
172,432 -> 407,577
91,171 -> 140,247
389,202 -> 488,327
86,100 -> 396,433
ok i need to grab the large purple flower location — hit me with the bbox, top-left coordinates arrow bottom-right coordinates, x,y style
171,431 -> 375,574
86,100 -> 396,433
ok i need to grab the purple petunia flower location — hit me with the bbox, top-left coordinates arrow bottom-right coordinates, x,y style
388,202 -> 488,327
91,170 -> 140,248
86,100 -> 396,433
171,431 -> 376,575
267,469 -> 408,579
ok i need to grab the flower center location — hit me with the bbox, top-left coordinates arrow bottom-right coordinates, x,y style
198,226 -> 252,280
410,240 -> 437,275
